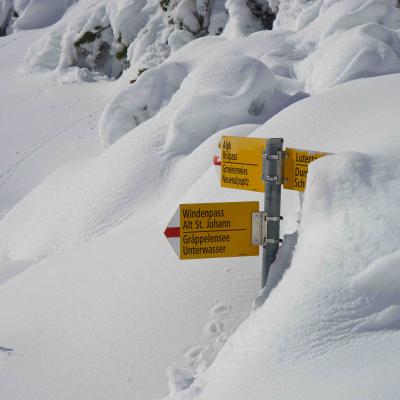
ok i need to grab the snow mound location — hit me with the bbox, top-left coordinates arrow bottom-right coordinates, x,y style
0,0 -> 74,34
100,61 -> 189,146
353,250 -> 400,332
98,0 -> 400,144
296,22 -> 400,92
293,0 -> 400,91
168,30 -> 195,53
13,0 -> 75,31
274,0 -> 399,31
100,34 -> 302,148
160,54 -> 277,154
0,43 -> 294,260
5,0 -> 400,262
223,0 -> 275,39
166,150 -> 400,400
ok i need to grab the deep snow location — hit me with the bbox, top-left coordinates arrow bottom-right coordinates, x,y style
0,30 -> 113,219
165,74 -> 400,399
2,0 -> 400,399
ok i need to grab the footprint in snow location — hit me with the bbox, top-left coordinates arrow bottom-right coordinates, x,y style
184,345 -> 203,361
210,302 -> 230,316
204,320 -> 223,336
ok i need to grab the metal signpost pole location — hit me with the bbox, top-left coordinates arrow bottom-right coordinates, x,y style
261,138 -> 283,288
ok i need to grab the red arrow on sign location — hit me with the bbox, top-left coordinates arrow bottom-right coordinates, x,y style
213,155 -> 221,166
164,227 -> 180,237
164,208 -> 181,257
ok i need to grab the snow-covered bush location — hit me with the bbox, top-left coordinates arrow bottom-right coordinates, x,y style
98,0 -> 400,145
223,0 -> 275,38
20,0 -> 272,80
23,0 -> 160,78
22,0 -> 229,80
268,0 -> 400,31
296,22 -> 400,92
100,61 -> 189,146
294,0 -> 400,91
56,0 -> 159,79
160,53 -> 277,154
99,31 -> 308,148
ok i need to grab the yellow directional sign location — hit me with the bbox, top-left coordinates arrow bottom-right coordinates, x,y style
179,201 -> 259,260
220,136 -> 267,192
283,147 -> 329,191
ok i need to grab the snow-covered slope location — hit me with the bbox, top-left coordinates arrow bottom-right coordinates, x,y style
0,30 -> 114,219
0,206 -> 262,400
164,73 -> 400,400
2,72 -> 400,400
0,34 -> 301,261
2,0 -> 400,399
3,0 -> 400,262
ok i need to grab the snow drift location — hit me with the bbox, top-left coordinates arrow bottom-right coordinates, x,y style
99,0 -> 400,146
163,76 -> 400,399
3,0 -> 400,265
1,30 -> 305,261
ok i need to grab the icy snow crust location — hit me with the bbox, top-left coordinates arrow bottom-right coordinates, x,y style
2,0 -> 400,399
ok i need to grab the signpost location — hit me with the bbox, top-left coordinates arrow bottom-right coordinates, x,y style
164,135 -> 331,289
164,202 -> 259,260
220,136 -> 266,192
261,138 -> 283,288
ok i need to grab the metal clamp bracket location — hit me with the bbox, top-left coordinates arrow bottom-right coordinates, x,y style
265,238 -> 283,244
252,212 -> 283,246
262,150 -> 285,185
264,154 -> 280,160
